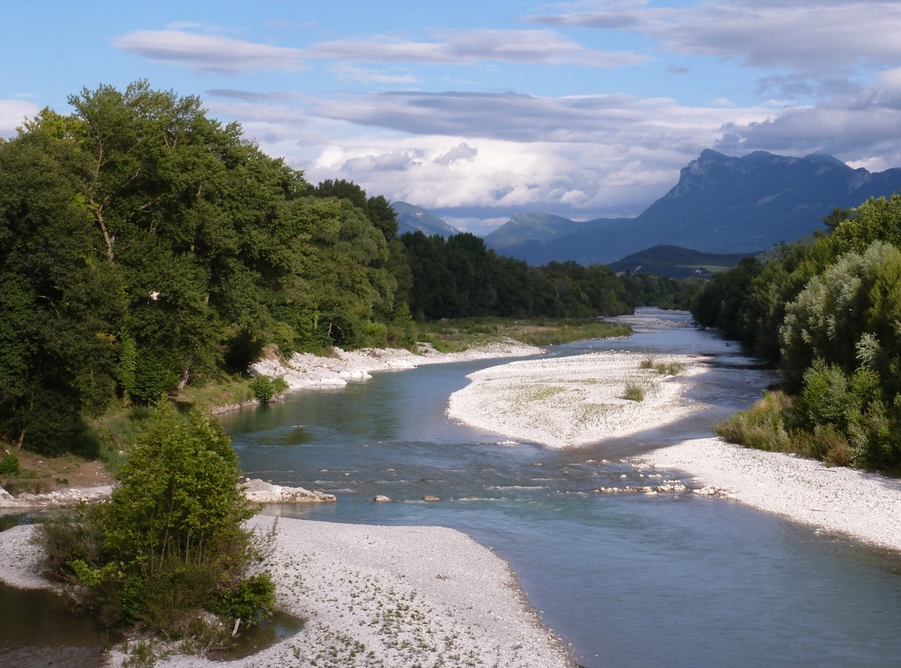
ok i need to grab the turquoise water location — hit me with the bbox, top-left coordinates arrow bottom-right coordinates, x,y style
220,310 -> 901,667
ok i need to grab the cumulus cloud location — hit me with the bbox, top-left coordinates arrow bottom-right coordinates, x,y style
209,71 -> 901,230
207,95 -> 756,223
112,30 -> 307,74
433,143 -> 478,165
716,72 -> 901,160
0,99 -> 40,138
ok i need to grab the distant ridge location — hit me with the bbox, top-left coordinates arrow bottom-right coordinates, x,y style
484,150 -> 901,265
392,201 -> 459,237
606,245 -> 752,280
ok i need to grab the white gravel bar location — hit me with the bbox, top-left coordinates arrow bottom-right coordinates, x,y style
640,437 -> 901,551
448,350 -> 706,448
449,349 -> 901,553
0,517 -> 573,668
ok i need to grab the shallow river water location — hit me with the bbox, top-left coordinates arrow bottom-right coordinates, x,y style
220,309 -> 901,667
3,310 -> 901,667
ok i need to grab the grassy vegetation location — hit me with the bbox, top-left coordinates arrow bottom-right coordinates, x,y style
414,317 -> 631,352
622,382 -> 647,402
715,390 -> 851,467
639,356 -> 686,376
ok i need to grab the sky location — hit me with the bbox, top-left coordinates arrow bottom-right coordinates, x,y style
3,1 -> 901,235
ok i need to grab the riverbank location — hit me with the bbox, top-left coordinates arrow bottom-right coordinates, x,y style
447,348 -> 901,552
250,339 -> 543,391
0,516 -> 574,668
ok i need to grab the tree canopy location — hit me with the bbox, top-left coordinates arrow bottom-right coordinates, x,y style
692,195 -> 901,473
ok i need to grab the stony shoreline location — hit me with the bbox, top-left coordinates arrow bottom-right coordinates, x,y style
250,339 -> 543,392
0,516 -> 575,668
0,478 -> 335,510
638,437 -> 901,551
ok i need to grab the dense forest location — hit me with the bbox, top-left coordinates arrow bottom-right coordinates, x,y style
0,82 -> 695,456
692,198 -> 901,473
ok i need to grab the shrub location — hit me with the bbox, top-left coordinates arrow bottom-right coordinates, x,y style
36,403 -> 274,633
249,376 -> 288,403
0,453 -> 20,476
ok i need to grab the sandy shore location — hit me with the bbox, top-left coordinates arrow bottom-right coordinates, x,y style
0,516 -> 573,668
448,350 -> 707,448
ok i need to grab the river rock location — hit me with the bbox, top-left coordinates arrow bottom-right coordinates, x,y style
243,479 -> 337,504
0,484 -> 114,509
422,495 -> 441,502
374,495 -> 392,503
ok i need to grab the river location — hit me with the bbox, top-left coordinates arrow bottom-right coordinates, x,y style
3,309 -> 901,666
219,309 -> 901,667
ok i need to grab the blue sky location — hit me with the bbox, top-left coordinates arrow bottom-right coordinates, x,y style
3,1 -> 901,234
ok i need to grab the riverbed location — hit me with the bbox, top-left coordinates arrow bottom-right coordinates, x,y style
219,309 -> 901,667
4,309 -> 901,666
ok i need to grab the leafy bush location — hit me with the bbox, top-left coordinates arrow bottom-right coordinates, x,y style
0,453 -> 19,476
249,376 -> 289,403
35,403 -> 274,633
716,391 -> 793,452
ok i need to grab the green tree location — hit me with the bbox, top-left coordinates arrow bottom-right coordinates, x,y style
59,403 -> 273,630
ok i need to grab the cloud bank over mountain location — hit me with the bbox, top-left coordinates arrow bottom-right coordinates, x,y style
3,1 -> 901,234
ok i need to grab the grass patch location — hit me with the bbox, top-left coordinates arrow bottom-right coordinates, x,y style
415,317 -> 631,352
639,356 -> 685,376
715,390 -> 852,466
622,382 -> 646,402
170,375 -> 256,413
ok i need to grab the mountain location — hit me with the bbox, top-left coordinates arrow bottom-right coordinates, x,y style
606,245 -> 751,280
392,201 -> 459,237
484,150 -> 901,265
481,211 -> 622,249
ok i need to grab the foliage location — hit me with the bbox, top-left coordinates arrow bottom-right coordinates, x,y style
249,376 -> 289,403
414,318 -> 631,352
0,82 -> 407,454
35,403 -> 274,632
0,453 -> 19,475
695,197 -> 901,474
400,231 -> 638,320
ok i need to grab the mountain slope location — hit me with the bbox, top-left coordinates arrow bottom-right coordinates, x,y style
485,150 -> 901,265
606,245 -> 750,279
392,201 -> 459,237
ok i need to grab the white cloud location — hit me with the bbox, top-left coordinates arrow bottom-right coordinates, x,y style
333,66 -> 420,85
433,143 -> 478,165
531,2 -> 901,78
112,27 -> 649,75
112,30 -> 307,74
0,99 -> 40,138
309,29 -> 649,68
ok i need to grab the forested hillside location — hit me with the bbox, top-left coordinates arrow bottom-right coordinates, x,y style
692,198 -> 901,473
0,82 -> 694,456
